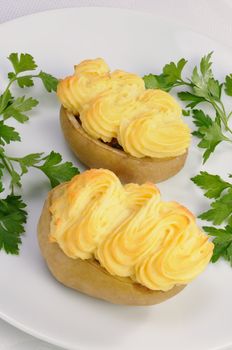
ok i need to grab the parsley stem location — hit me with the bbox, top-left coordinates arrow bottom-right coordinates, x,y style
217,100 -> 232,132
178,79 -> 192,87
5,156 -> 16,193
228,111 -> 232,120
5,155 -> 19,174
169,80 -> 192,89
7,156 -> 21,162
0,77 -> 16,114
0,155 -> 11,175
209,98 -> 232,134
223,135 -> 232,143
16,74 -> 39,80
218,100 -> 227,116
4,79 -> 15,92
0,154 -> 15,194
0,73 -> 41,115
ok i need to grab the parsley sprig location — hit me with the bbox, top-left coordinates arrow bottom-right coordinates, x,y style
0,53 -> 79,255
145,54 -> 232,266
192,172 -> 232,264
143,52 -> 232,163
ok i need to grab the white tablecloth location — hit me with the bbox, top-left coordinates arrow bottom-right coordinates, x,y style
0,1 -> 232,349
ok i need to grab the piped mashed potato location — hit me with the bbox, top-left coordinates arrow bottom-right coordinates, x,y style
49,169 -> 213,292
57,58 -> 191,158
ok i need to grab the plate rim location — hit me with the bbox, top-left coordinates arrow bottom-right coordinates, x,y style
0,6 -> 231,350
1,5 -> 231,51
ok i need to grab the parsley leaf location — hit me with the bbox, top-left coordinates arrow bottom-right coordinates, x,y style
208,78 -> 222,100
225,74 -> 232,96
200,52 -> 213,77
191,171 -> 232,199
3,96 -> 39,123
38,71 -> 59,92
8,53 -> 37,74
8,72 -> 34,88
204,225 -> 232,264
35,151 -> 79,188
178,91 -> 205,108
143,58 -> 187,91
197,122 -> 228,163
0,195 -> 27,254
10,151 -> 79,185
190,52 -> 213,98
162,58 -> 187,84
0,122 -> 20,145
182,109 -> 191,116
199,189 -> 232,225
12,153 -> 43,175
143,74 -> 172,91
0,90 -> 13,114
191,109 -> 212,138
17,76 -> 34,88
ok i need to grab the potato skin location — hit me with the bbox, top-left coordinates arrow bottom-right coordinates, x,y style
37,185 -> 186,305
60,107 -> 188,184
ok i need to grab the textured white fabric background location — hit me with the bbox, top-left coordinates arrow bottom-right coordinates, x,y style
0,1 -> 232,349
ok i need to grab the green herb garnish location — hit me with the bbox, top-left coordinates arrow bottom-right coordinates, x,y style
192,172 -> 232,264
0,53 -> 79,255
145,53 -> 232,266
143,52 -> 232,163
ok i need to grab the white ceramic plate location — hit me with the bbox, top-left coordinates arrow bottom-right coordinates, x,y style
0,7 -> 232,350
